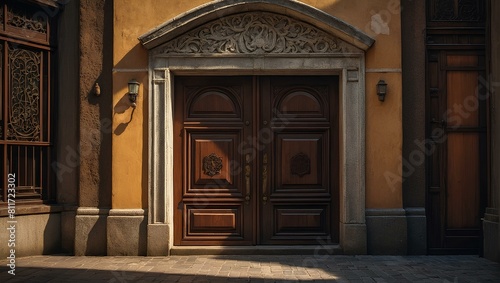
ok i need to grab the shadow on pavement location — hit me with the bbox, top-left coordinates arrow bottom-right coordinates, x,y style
0,266 -> 335,283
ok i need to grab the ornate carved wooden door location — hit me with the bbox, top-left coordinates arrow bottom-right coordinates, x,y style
174,76 -> 254,245
259,76 -> 339,244
174,76 -> 338,246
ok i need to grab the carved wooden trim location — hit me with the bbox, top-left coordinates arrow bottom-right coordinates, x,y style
203,153 -> 223,177
7,46 -> 42,141
7,6 -> 48,34
158,12 -> 352,55
290,152 -> 311,177
429,0 -> 485,22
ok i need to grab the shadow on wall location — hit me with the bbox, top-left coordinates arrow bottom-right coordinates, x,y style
85,217 -> 107,256
113,93 -> 136,135
42,214 -> 62,255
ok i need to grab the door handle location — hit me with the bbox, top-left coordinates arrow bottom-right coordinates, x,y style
262,153 -> 268,205
431,118 -> 446,128
245,154 -> 251,204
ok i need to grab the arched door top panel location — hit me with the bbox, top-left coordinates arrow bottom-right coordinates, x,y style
139,0 -> 374,52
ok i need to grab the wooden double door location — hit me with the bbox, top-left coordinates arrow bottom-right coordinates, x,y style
173,76 -> 339,245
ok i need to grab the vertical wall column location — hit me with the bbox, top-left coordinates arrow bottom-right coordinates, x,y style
484,0 -> 500,263
146,68 -> 171,256
401,0 -> 427,255
340,68 -> 367,255
57,0 -> 79,254
74,0 -> 113,256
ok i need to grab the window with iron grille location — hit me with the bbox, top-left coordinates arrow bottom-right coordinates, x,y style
0,0 -> 56,204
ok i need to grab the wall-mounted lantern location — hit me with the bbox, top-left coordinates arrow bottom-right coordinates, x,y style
128,79 -> 140,108
376,79 -> 387,102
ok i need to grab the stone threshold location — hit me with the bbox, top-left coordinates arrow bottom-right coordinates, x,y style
170,245 -> 342,255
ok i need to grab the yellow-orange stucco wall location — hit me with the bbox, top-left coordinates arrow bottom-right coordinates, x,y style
112,0 -> 402,209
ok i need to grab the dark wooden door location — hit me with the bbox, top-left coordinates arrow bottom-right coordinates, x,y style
427,51 -> 487,254
173,76 -> 255,245
174,76 -> 339,246
425,0 -> 487,255
259,76 -> 339,244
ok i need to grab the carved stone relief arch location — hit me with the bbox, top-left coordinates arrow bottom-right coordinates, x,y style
140,0 -> 374,255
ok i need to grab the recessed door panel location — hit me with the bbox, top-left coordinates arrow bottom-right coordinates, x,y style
185,204 -> 244,238
185,86 -> 243,121
186,130 -> 242,195
275,131 -> 328,191
274,205 -> 329,236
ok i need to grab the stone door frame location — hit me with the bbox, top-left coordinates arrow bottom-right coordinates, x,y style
140,0 -> 374,255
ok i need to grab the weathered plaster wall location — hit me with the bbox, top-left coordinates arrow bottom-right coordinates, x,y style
0,213 -> 61,257
79,0 -> 112,208
312,0 -> 403,210
112,0 -> 403,210
400,0 -> 426,255
74,0 -> 113,255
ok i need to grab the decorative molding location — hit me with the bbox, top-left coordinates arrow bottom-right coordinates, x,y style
109,209 -> 146,216
7,7 -> 47,34
347,69 -> 359,82
366,68 -> 402,73
7,47 -> 42,141
430,0 -> 484,22
159,12 -> 351,55
366,208 -> 406,217
139,0 -> 374,51
203,153 -> 223,177
404,207 -> 426,217
76,207 -> 111,216
112,68 -> 149,73
290,152 -> 311,177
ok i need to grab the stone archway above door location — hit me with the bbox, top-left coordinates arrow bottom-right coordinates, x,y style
139,0 -> 374,256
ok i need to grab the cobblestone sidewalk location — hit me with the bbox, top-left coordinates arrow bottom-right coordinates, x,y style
1,255 -> 499,282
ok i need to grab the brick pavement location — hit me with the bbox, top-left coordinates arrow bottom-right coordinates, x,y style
1,255 -> 499,282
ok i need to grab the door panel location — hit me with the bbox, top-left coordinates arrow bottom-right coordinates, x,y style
273,206 -> 330,236
427,51 -> 486,253
260,76 -> 338,244
187,131 -> 241,194
446,71 -> 480,127
174,75 -> 339,246
277,133 -> 328,189
174,76 -> 254,245
446,133 -> 480,229
185,205 -> 244,237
